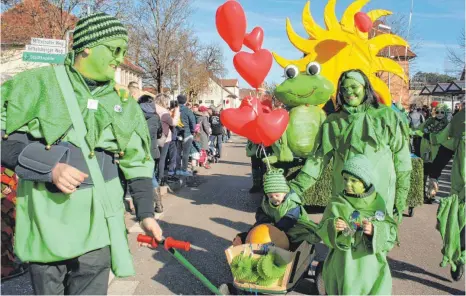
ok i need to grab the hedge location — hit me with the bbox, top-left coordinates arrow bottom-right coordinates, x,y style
274,158 -> 424,208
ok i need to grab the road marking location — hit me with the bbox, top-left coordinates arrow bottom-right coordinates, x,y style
128,222 -> 144,233
108,280 -> 139,295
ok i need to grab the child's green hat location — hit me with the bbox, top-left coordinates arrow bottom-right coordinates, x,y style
263,169 -> 290,194
341,154 -> 373,188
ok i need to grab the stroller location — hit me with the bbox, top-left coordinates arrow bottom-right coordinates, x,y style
208,137 -> 220,163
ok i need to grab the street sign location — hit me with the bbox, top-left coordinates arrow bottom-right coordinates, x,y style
25,44 -> 66,55
22,37 -> 66,64
30,37 -> 66,48
22,52 -> 66,64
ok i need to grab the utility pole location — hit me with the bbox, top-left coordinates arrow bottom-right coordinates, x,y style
177,61 -> 181,98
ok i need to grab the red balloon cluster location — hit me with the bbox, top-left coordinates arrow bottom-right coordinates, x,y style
220,97 -> 289,147
215,0 -> 272,89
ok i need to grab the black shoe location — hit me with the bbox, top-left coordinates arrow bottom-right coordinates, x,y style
154,205 -> 163,213
249,186 -> 262,193
451,263 -> 464,281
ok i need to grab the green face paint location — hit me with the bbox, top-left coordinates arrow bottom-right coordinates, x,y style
343,173 -> 366,195
341,78 -> 365,107
76,38 -> 128,82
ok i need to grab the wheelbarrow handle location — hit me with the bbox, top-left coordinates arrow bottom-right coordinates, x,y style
137,234 -> 191,252
137,234 -> 159,248
165,237 -> 191,251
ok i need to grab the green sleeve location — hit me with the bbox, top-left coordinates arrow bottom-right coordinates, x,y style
289,152 -> 331,198
390,120 -> 412,219
371,219 -> 398,254
317,217 -> 351,251
118,132 -> 155,180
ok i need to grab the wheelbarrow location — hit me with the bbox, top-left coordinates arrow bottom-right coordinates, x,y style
137,234 -> 223,295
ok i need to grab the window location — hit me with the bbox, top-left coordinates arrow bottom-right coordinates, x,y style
205,100 -> 214,104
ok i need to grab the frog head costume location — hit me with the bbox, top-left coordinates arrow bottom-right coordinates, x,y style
268,62 -> 335,163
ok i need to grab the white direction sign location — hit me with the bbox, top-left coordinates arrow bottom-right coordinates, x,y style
30,38 -> 66,48
25,44 -> 66,55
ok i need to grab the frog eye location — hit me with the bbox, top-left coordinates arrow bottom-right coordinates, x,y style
306,62 -> 321,75
284,65 -> 299,79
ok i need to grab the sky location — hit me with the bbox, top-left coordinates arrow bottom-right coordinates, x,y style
190,0 -> 465,89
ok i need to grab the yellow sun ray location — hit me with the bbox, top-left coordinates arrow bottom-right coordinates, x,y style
273,0 -> 411,106
324,0 -> 340,31
373,57 -> 408,83
302,1 -> 327,39
340,0 -> 370,32
369,75 -> 392,105
368,34 -> 408,56
367,9 -> 392,22
286,18 -> 318,53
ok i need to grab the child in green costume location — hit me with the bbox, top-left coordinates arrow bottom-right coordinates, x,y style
1,13 -> 162,294
317,155 -> 397,295
233,169 -> 319,249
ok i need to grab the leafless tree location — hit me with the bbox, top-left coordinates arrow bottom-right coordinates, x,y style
447,29 -> 465,73
133,0 -> 193,93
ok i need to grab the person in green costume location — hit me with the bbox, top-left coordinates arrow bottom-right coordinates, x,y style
429,109 -> 465,281
414,103 -> 451,163
412,103 -> 451,203
1,13 -> 162,294
232,169 -> 319,248
289,69 -> 412,220
317,155 -> 397,295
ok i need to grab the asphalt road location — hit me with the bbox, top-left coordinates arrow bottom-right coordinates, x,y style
2,136 -> 465,295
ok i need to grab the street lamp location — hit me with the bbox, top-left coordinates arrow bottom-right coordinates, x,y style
378,24 -> 392,93
378,24 -> 392,90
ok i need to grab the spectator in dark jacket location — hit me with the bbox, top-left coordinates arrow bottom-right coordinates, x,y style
176,95 -> 196,176
209,109 -> 224,159
138,95 -> 163,213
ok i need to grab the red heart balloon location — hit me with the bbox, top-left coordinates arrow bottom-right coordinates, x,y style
220,105 -> 258,136
241,120 -> 262,144
261,99 -> 273,114
256,109 -> 289,147
244,27 -> 264,52
234,49 -> 273,89
215,1 -> 247,52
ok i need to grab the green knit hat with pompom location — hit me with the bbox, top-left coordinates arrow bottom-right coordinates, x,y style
263,169 -> 290,194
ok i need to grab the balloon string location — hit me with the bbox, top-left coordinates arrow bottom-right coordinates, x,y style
261,144 -> 272,171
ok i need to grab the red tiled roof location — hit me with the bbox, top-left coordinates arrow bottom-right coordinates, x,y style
219,79 -> 238,87
211,76 -> 236,97
121,58 -> 144,74
1,0 -> 78,45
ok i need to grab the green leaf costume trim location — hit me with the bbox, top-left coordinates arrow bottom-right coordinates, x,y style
1,52 -> 151,158
290,103 -> 412,221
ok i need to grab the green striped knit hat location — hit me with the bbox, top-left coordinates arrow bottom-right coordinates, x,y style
263,169 -> 290,194
341,154 -> 373,188
72,12 -> 128,53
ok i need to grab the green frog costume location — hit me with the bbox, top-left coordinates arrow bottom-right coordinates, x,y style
432,109 -> 465,279
289,70 -> 412,220
317,155 -> 397,295
1,13 -> 159,294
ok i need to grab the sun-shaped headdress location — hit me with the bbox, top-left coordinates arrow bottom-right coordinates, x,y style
273,0 -> 410,106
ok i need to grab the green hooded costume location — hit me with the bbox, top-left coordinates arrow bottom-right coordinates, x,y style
317,155 -> 398,295
1,13 -> 153,274
432,110 -> 465,272
414,104 -> 452,163
242,169 -> 320,246
289,70 -> 412,219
